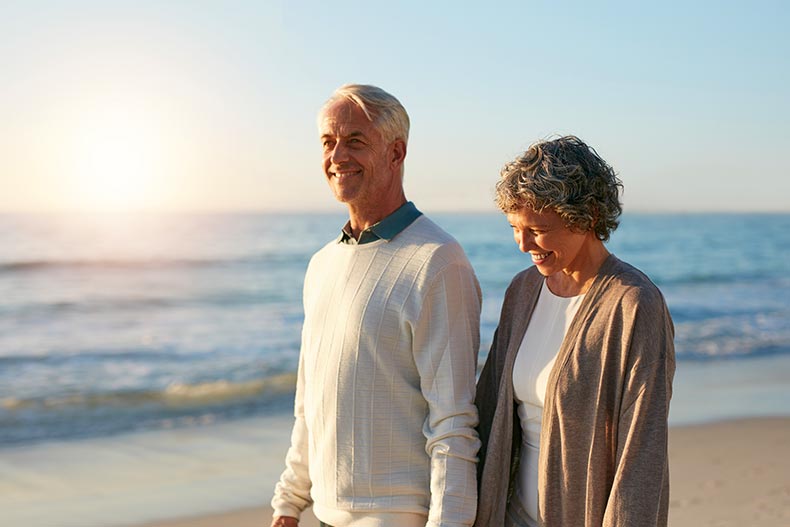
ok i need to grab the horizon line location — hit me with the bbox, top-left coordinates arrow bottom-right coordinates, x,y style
1,207 -> 789,215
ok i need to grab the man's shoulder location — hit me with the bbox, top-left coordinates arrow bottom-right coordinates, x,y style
307,237 -> 338,258
303,237 -> 343,273
404,214 -> 452,238
396,215 -> 470,265
398,214 -> 459,249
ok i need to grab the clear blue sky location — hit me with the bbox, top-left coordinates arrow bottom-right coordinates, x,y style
1,0 -> 788,212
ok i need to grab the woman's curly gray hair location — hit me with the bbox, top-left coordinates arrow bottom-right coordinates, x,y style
495,135 -> 623,241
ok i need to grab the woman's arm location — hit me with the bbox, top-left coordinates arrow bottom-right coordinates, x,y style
604,290 -> 675,527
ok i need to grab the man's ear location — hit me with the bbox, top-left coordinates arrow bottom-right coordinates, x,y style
390,139 -> 407,167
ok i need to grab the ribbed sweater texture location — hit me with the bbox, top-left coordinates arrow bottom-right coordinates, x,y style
273,215 -> 482,527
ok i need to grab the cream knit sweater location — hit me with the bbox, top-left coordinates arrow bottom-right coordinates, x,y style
272,215 -> 482,527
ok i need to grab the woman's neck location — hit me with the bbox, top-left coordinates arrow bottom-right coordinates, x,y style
546,238 -> 610,297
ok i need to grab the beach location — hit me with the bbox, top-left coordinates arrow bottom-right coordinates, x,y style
131,418 -> 790,527
2,415 -> 787,527
668,418 -> 790,526
2,213 -> 789,527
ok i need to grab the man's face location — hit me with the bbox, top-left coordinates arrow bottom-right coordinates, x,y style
319,99 -> 404,212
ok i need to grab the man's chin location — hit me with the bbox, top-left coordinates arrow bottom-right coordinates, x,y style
329,187 -> 359,205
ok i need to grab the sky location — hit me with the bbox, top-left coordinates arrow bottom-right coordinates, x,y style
1,0 -> 788,213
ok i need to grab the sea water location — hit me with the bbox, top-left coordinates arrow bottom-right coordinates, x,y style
1,212 -> 789,525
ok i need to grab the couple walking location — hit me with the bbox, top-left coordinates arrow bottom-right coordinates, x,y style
270,84 -> 674,527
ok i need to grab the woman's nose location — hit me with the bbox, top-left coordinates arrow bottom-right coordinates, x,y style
515,231 -> 534,253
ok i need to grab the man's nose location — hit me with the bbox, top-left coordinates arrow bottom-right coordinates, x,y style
330,142 -> 350,164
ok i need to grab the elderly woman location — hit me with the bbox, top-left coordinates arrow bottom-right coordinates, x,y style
474,136 -> 675,527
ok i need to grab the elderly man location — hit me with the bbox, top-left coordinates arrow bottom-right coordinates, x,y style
270,84 -> 482,527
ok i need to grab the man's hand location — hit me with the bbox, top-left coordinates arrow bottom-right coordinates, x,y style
271,516 -> 299,527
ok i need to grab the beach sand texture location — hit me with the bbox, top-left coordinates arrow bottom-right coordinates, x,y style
134,418 -> 790,527
668,418 -> 790,526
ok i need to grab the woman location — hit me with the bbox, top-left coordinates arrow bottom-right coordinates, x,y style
475,136 -> 675,527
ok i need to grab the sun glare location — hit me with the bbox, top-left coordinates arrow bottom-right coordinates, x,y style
66,106 -> 166,211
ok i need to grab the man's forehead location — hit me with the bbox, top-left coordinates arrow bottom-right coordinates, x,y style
319,100 -> 374,136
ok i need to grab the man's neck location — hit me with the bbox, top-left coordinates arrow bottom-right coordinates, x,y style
346,198 -> 407,240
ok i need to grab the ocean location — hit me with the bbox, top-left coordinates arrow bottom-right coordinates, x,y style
2,211 -> 789,526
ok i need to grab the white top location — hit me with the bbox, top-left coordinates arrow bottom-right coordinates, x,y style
512,279 -> 584,524
272,215 -> 482,527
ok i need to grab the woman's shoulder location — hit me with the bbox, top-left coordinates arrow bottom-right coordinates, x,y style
507,265 -> 543,290
599,256 -> 667,312
493,267 -> 543,325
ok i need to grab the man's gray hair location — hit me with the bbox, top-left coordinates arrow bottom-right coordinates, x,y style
320,84 -> 410,145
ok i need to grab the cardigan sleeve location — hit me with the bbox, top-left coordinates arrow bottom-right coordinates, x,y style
603,287 -> 675,527
473,268 -> 538,527
473,324 -> 522,527
474,326 -> 500,479
412,261 -> 482,527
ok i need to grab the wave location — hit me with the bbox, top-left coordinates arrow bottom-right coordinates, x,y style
1,298 -> 180,318
1,289 -> 296,318
674,310 -> 790,361
0,252 -> 312,274
0,258 -> 223,272
653,271 -> 785,287
675,343 -> 790,361
0,348 -> 191,365
669,305 -> 787,324
0,373 -> 298,413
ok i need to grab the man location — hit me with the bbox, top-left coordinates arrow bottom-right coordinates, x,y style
270,84 -> 482,527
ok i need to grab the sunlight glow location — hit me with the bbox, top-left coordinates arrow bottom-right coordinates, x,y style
65,106 -> 166,211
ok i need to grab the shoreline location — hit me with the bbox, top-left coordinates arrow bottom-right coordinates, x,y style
129,416 -> 790,527
3,414 -> 787,527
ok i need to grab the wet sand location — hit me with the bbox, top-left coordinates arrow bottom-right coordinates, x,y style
135,417 -> 790,527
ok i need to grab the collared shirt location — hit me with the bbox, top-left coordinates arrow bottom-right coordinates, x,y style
338,201 -> 423,245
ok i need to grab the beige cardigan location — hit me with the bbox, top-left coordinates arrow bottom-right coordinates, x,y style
474,255 -> 675,527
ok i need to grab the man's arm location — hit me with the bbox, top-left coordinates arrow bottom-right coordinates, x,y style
270,351 -> 313,524
271,516 -> 299,527
413,260 -> 482,527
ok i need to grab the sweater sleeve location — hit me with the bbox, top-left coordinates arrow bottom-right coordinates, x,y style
271,349 -> 313,519
603,289 -> 675,527
412,261 -> 482,527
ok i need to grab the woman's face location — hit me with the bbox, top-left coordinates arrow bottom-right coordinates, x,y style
506,207 -> 592,278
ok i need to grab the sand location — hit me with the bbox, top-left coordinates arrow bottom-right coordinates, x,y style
135,506 -> 320,527
668,418 -> 789,526
133,417 -> 790,527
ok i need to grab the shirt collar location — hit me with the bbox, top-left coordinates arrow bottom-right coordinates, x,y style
338,201 -> 422,245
